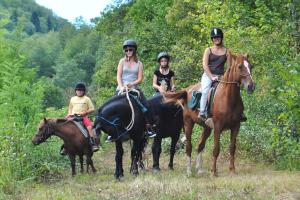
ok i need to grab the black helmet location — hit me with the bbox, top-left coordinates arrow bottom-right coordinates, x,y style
75,82 -> 86,91
123,39 -> 137,50
157,52 -> 170,62
210,28 -> 223,39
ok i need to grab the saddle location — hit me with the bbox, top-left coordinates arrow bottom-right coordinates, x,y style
187,82 -> 219,115
71,114 -> 89,139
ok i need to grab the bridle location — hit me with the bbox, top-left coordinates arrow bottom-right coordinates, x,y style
218,59 -> 252,86
37,120 -> 69,142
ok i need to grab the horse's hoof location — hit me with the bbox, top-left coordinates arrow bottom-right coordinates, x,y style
168,166 -> 174,170
131,170 -> 138,176
211,172 -> 218,177
114,175 -> 123,181
152,168 -> 160,173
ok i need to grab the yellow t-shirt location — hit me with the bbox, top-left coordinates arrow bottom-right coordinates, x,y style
68,95 -> 94,115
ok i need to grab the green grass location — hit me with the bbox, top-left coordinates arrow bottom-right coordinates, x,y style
6,142 -> 300,200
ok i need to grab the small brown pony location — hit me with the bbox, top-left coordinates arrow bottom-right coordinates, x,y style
164,53 -> 255,176
32,118 -> 96,176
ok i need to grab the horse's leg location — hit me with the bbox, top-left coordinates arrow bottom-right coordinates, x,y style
229,125 -> 240,174
169,135 -> 179,170
86,155 -> 90,173
211,127 -> 221,177
115,141 -> 124,179
79,155 -> 84,173
196,127 -> 212,175
68,154 -> 76,176
152,137 -> 162,172
86,154 -> 96,173
185,118 -> 194,176
130,140 -> 139,176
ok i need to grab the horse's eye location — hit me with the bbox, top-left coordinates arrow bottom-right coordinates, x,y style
238,64 -> 243,69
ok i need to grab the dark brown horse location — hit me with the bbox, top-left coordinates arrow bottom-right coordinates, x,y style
164,53 -> 255,176
32,118 -> 96,176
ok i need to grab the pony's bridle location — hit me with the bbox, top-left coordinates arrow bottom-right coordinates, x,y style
37,123 -> 53,143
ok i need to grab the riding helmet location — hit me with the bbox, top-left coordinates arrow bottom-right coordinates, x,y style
157,52 -> 170,62
123,39 -> 137,50
210,28 -> 223,39
75,82 -> 86,91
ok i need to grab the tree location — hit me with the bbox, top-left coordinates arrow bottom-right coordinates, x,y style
31,11 -> 41,32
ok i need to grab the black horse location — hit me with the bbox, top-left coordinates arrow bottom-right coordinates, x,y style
94,93 -> 148,179
148,94 -> 183,172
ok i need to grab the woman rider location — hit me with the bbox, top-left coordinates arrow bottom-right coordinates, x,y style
106,39 -> 156,142
199,28 -> 247,122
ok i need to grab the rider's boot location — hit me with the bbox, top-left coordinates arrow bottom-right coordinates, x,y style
90,137 -> 99,152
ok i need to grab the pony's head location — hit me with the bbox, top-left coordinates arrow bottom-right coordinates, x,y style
228,53 -> 255,94
32,118 -> 54,145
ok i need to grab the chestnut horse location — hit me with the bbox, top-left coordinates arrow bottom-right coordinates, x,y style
32,118 -> 96,176
164,53 -> 255,176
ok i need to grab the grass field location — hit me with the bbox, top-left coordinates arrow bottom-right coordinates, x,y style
8,142 -> 300,200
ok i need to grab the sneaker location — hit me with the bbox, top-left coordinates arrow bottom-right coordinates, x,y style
147,130 -> 156,138
146,123 -> 157,138
105,135 -> 115,142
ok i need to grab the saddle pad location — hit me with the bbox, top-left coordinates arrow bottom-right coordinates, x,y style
187,90 -> 202,110
73,121 -> 89,138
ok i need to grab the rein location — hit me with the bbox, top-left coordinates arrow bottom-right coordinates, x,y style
118,86 -> 140,131
96,116 -> 130,141
95,87 -> 141,142
217,70 -> 252,87
42,120 -> 72,139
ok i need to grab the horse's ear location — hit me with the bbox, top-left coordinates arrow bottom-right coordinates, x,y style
244,53 -> 249,59
43,118 -> 47,123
